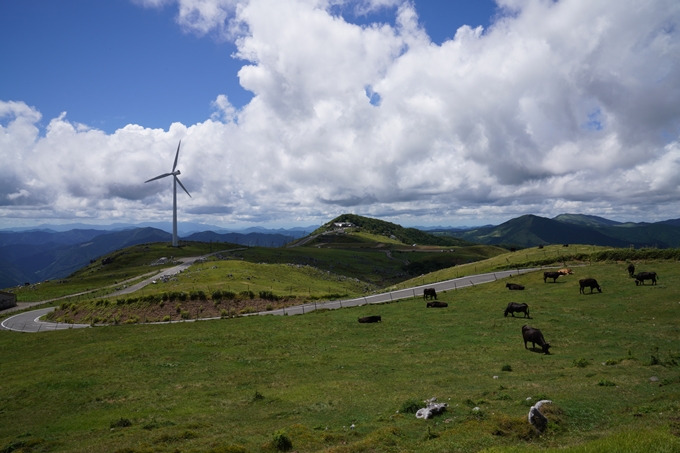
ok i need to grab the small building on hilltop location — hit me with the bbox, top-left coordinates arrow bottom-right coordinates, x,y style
0,291 -> 17,310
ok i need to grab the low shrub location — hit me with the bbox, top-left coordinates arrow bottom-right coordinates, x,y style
253,390 -> 264,401
180,310 -> 190,320
190,290 -> 207,301
259,290 -> 279,301
399,399 -> 424,414
501,364 -> 512,372
239,290 -> 255,299
271,430 -> 293,452
598,379 -> 616,386
162,315 -> 171,322
573,357 -> 590,368
110,418 -> 132,428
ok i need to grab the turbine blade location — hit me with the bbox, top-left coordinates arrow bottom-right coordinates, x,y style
175,176 -> 192,198
145,173 -> 172,183
172,140 -> 181,172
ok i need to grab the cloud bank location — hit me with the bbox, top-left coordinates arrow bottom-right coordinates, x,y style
2,0 -> 680,227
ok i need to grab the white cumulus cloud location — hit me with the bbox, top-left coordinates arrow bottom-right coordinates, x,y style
1,0 -> 680,227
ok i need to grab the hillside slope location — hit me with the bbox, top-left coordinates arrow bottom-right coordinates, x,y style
314,214 -> 473,246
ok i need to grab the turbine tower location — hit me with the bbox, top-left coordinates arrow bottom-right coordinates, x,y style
145,140 -> 191,247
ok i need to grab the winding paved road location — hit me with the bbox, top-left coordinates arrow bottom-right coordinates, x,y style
1,266 -> 540,332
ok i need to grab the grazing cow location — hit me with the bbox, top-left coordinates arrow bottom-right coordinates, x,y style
579,278 -> 602,294
506,283 -> 525,290
358,315 -> 381,323
627,263 -> 636,278
543,271 -> 561,283
423,288 -> 437,300
522,325 -> 551,354
510,247 -> 516,252
635,272 -> 658,286
563,244 -> 569,247
538,245 -> 544,249
558,268 -> 573,275
505,302 -> 530,318
427,301 -> 448,308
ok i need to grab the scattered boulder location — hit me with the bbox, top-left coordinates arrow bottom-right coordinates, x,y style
528,400 -> 552,433
416,397 -> 448,419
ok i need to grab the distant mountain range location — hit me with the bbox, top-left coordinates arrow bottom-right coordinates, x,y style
0,221 -> 319,237
2,213 -> 680,290
0,225 -> 317,289
433,214 -> 680,248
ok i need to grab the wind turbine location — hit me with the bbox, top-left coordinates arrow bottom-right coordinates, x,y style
145,140 -> 191,247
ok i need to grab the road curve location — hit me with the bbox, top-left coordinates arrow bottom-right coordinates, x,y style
1,266 -> 541,332
252,268 -> 540,317
1,307 -> 90,332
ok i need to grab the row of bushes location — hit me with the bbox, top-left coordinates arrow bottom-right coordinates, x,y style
496,248 -> 680,271
92,290 -> 285,307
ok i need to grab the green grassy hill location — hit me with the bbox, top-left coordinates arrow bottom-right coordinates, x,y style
313,214 -> 473,247
2,258 -> 679,452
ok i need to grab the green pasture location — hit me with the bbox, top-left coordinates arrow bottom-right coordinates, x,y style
392,245 -> 632,289
7,242 -> 236,303
1,260 -> 679,452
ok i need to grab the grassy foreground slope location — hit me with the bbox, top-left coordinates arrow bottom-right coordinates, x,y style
1,260 -> 679,452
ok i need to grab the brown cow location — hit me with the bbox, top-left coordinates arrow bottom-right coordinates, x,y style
543,271 -> 561,283
426,301 -> 448,308
358,315 -> 381,323
522,325 -> 551,354
635,272 -> 658,286
506,283 -> 525,290
505,302 -> 530,318
579,278 -> 602,294
423,288 -> 437,300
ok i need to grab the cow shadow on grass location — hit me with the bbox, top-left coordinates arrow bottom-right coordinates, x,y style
526,347 -> 550,354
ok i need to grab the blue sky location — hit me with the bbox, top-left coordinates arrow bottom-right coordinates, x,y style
1,0 -> 679,229
1,0 -> 497,135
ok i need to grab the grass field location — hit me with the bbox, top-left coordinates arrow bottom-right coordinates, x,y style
1,257 -> 679,452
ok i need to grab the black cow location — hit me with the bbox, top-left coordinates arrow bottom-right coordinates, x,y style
427,301 -> 448,308
579,278 -> 602,294
358,315 -> 382,323
627,263 -> 636,278
563,244 -> 569,247
538,245 -> 544,249
506,283 -> 525,290
522,325 -> 551,354
505,302 -> 530,318
635,272 -> 658,286
423,288 -> 437,300
543,271 -> 561,283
